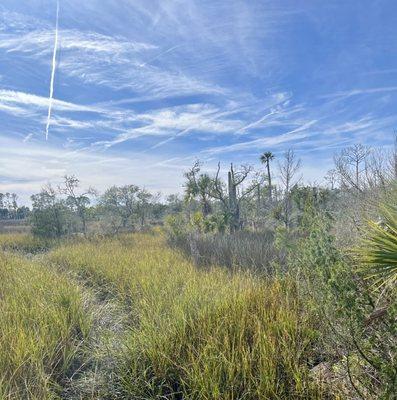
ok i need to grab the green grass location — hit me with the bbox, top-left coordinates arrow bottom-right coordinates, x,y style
0,233 -> 57,253
47,233 -> 329,399
0,251 -> 91,399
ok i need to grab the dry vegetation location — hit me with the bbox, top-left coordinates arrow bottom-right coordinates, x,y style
0,233 -> 332,399
0,144 -> 396,399
0,249 -> 91,399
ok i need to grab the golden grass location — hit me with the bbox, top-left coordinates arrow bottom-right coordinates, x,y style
0,251 -> 91,399
47,233 -> 329,399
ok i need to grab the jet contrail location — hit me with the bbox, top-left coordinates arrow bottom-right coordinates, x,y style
45,0 -> 60,140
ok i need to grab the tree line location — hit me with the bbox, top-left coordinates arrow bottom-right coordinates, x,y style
3,140 -> 396,239
0,192 -> 29,220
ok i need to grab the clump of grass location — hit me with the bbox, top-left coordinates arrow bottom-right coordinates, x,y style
48,233 -> 329,399
0,252 -> 91,399
167,227 -> 277,273
0,233 -> 57,254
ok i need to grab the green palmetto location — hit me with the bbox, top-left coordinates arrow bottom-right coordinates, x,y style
358,202 -> 397,288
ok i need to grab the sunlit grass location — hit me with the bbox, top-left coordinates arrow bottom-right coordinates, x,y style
48,233 -> 328,399
0,251 -> 91,399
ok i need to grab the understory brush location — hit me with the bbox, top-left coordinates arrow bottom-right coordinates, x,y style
286,209 -> 397,399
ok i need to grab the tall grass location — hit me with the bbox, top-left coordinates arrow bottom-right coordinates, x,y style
168,230 -> 277,273
0,252 -> 91,399
48,233 -> 329,399
0,233 -> 57,253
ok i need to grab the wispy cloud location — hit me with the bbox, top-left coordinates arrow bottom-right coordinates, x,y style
92,103 -> 243,149
321,86 -> 397,99
0,136 -> 187,202
0,25 -> 225,98
0,89 -> 101,113
204,120 -> 318,155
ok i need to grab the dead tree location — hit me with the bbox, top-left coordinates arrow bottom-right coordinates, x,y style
334,144 -> 370,192
278,149 -> 301,229
210,163 -> 259,232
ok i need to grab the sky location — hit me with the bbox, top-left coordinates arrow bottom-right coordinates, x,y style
0,0 -> 396,203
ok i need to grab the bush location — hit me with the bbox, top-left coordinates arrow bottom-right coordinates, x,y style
289,209 -> 397,398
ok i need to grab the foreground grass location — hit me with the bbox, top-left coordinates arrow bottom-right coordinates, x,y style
48,233 -> 330,399
0,251 -> 91,399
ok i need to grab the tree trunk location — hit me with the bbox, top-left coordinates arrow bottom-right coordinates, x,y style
228,168 -> 240,233
267,161 -> 272,200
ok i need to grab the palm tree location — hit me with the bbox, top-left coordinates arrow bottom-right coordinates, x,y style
260,152 -> 275,200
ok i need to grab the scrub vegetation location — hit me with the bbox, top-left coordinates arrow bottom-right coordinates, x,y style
0,142 -> 396,399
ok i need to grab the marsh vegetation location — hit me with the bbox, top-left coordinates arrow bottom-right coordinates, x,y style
0,143 -> 396,399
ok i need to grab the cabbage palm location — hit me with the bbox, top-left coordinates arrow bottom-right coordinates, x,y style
260,151 -> 274,200
358,202 -> 397,287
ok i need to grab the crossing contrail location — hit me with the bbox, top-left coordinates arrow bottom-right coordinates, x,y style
45,0 -> 60,140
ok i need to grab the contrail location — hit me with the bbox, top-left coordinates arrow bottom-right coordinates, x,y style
45,0 -> 60,140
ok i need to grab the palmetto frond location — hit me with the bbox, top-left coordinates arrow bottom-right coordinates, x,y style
358,203 -> 397,288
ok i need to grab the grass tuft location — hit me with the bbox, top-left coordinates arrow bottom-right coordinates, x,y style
0,251 -> 91,399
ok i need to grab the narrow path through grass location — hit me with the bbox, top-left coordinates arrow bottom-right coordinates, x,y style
0,235 -> 126,399
1,232 -> 333,399
46,233 -> 330,399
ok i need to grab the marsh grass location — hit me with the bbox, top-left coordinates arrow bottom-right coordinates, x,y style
0,252 -> 91,399
48,233 -> 329,399
0,233 -> 57,254
168,230 -> 277,273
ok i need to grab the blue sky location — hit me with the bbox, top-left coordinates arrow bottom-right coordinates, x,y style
0,0 -> 396,202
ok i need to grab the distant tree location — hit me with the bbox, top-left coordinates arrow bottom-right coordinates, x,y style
184,161 -> 213,217
59,175 -> 96,236
30,185 -> 68,238
334,144 -> 370,191
100,184 -> 156,232
278,149 -> 301,229
136,189 -> 154,227
209,163 -> 259,232
260,151 -> 275,200
16,206 -> 30,220
325,169 -> 338,190
166,194 -> 183,214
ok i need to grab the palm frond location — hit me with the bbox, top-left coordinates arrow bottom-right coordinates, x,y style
357,203 -> 397,288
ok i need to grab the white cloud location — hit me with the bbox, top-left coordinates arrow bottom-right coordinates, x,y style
321,86 -> 397,99
0,136 -> 187,203
0,26 -> 226,98
0,89 -> 101,113
0,28 -> 155,55
204,120 -> 318,155
93,103 -> 244,148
